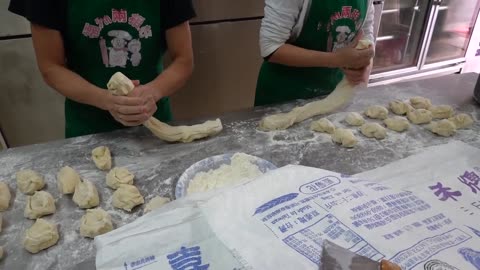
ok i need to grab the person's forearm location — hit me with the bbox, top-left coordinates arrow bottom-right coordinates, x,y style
39,64 -> 109,110
268,44 -> 339,68
147,55 -> 193,101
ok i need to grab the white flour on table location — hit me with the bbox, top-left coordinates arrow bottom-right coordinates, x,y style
187,153 -> 263,194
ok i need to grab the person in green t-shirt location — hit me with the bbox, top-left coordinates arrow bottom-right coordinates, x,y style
9,0 -> 196,138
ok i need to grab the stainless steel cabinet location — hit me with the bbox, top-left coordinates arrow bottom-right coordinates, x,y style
0,39 -> 65,147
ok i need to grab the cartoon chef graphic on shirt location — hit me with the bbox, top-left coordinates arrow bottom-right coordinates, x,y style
106,30 -> 132,68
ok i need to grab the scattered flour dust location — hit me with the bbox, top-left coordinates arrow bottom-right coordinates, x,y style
187,153 -> 263,194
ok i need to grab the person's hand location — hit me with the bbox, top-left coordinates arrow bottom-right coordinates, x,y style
334,46 -> 374,69
102,89 -> 157,127
342,60 -> 372,84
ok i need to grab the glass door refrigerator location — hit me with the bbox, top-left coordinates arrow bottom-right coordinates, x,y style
370,0 -> 480,85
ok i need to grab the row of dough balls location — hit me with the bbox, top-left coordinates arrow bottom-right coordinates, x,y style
1,146 -> 170,256
311,96 -> 474,147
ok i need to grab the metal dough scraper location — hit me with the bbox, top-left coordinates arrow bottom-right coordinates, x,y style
320,240 -> 402,270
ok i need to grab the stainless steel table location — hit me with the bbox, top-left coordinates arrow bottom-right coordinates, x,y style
0,73 -> 479,270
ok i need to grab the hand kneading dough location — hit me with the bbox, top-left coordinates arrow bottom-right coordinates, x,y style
428,119 -> 456,137
0,182 -> 11,211
345,112 -> 365,126
360,123 -> 387,139
332,128 -> 358,148
73,180 -> 100,209
57,166 -> 81,194
448,113 -> 474,129
23,218 -> 59,253
389,100 -> 411,115
80,208 -> 113,238
311,118 -> 336,134
384,117 -> 410,132
106,167 -> 134,189
429,105 -> 454,119
365,105 -> 389,120
24,191 -> 56,219
258,40 -> 372,131
407,109 -> 433,124
113,184 -> 144,212
92,146 -> 112,171
16,170 -> 45,195
108,72 -> 223,143
410,96 -> 432,109
144,196 -> 170,214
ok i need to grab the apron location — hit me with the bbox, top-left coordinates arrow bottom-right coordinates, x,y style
64,0 -> 172,138
255,0 -> 368,106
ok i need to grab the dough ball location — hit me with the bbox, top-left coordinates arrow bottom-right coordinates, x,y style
407,109 -> 432,124
384,117 -> 410,132
409,96 -> 432,109
80,208 -> 114,238
57,166 -> 81,195
365,105 -> 389,120
107,72 -> 135,96
23,218 -> 59,254
24,191 -> 56,220
106,167 -> 134,190
144,196 -> 171,214
429,119 -> 456,137
311,118 -> 336,134
448,113 -> 474,129
332,128 -> 358,148
92,146 -> 112,171
389,100 -> 412,115
345,112 -> 365,126
73,180 -> 100,209
360,123 -> 387,140
16,170 -> 45,195
429,105 -> 454,119
112,184 -> 144,212
0,182 -> 11,211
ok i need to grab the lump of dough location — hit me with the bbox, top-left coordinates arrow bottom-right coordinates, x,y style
365,105 -> 389,120
144,196 -> 170,214
389,100 -> 412,115
345,112 -> 365,126
92,146 -> 112,171
448,113 -> 474,129
112,184 -> 144,212
16,170 -> 45,195
80,208 -> 114,238
23,218 -> 59,254
409,96 -> 432,109
57,166 -> 81,195
73,180 -> 100,209
332,128 -> 358,148
107,72 -> 134,96
429,105 -> 454,119
106,167 -> 134,189
0,182 -> 11,211
24,191 -> 56,220
428,119 -> 456,137
311,118 -> 336,134
384,117 -> 410,132
407,109 -> 433,124
360,123 -> 387,140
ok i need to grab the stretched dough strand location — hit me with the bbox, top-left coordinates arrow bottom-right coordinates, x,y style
258,40 -> 372,131
107,72 -> 223,143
